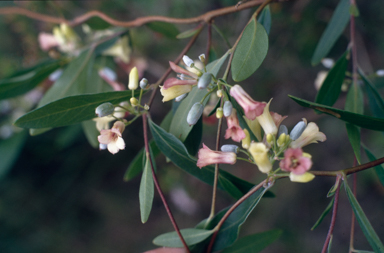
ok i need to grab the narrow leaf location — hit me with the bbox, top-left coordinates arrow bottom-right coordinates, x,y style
315,51 -> 349,106
289,96 -> 384,131
212,184 -> 272,251
221,229 -> 282,253
311,0 -> 350,65
176,25 -> 203,39
146,22 -> 179,39
364,147 -> 384,187
231,19 -> 269,82
257,5 -> 272,35
311,197 -> 334,230
346,124 -> 361,164
153,228 -> 213,247
359,69 -> 384,118
14,90 -> 139,129
82,120 -> 100,148
139,152 -> 154,223
344,182 -> 384,252
0,131 -> 27,179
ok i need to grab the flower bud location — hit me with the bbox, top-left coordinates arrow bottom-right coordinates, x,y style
130,97 -> 139,107
266,133 -> 274,144
175,93 -> 188,102
277,133 -> 287,147
197,73 -> 212,89
140,78 -> 148,89
183,55 -> 194,67
217,89 -> 223,98
289,172 -> 315,183
99,143 -> 108,150
95,102 -> 115,117
249,142 -> 272,174
290,120 -> 307,141
278,125 -> 288,137
128,67 -> 139,90
376,69 -> 384,77
321,58 -> 334,69
144,104 -> 150,110
187,102 -> 204,126
199,54 -> 206,63
223,101 -> 233,117
221,144 -> 239,153
216,107 -> 223,119
242,129 -> 251,149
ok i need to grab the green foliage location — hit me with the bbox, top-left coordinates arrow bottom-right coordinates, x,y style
258,5 -> 271,35
139,151 -> 154,223
176,25 -> 203,39
231,19 -> 268,82
146,22 -> 179,39
359,69 -> 384,118
311,0 -> 351,65
0,131 -> 27,179
364,147 -> 384,187
311,197 -> 334,230
153,228 -> 214,247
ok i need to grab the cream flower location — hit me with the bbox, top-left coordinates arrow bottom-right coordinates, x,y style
289,172 -> 315,183
248,142 -> 272,174
98,121 -> 126,154
256,99 -> 278,136
160,85 -> 193,102
290,122 -> 326,148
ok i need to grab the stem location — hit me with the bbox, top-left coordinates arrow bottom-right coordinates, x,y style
206,179 -> 269,252
321,175 -> 341,253
349,159 -> 358,253
205,22 -> 212,64
142,114 -> 190,253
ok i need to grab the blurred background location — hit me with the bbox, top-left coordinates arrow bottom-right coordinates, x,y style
0,0 -> 383,252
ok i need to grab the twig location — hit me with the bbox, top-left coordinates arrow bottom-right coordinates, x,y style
321,175 -> 341,253
349,172 -> 357,253
142,114 -> 190,253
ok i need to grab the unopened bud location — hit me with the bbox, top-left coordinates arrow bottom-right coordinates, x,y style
289,172 -> 315,183
242,129 -> 251,149
175,93 -> 188,102
217,89 -> 223,97
376,69 -> 384,77
221,144 -> 239,153
223,101 -> 233,117
187,102 -> 204,126
216,107 -> 223,118
277,133 -> 287,147
95,102 -> 115,117
99,144 -> 108,150
140,78 -> 148,89
144,104 -> 150,110
278,125 -> 288,137
197,73 -> 212,89
183,55 -> 194,68
321,58 -> 334,69
199,54 -> 206,63
290,120 -> 307,140
130,97 -> 139,107
128,67 -> 139,90
266,133 -> 274,144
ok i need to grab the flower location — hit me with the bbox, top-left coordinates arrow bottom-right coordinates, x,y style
248,142 -> 272,173
289,172 -> 315,183
243,116 -> 262,141
38,32 -> 59,51
102,35 -> 131,63
290,122 -> 326,148
197,143 -> 237,168
163,61 -> 199,89
230,85 -> 266,120
160,84 -> 193,102
128,67 -> 139,90
98,121 -> 126,154
224,109 -> 246,142
256,99 -> 278,136
280,148 -> 312,175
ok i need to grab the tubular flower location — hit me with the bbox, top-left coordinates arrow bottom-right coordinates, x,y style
163,61 -> 199,89
256,99 -> 278,136
289,172 -> 315,183
230,85 -> 266,120
98,121 -> 126,154
197,143 -> 237,168
160,84 -> 193,102
290,122 -> 326,148
280,148 -> 312,175
243,116 -> 262,141
248,142 -> 272,174
224,109 -> 246,142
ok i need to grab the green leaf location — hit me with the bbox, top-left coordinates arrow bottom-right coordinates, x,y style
257,5 -> 272,35
153,228 -> 214,247
14,90 -> 138,129
345,83 -> 364,115
344,182 -> 384,252
218,176 -> 244,200
212,24 -> 232,48
289,95 -> 384,131
0,59 -> 63,100
167,53 -> 228,142
359,69 -> 384,118
146,22 -> 179,39
346,124 -> 361,164
85,16 -> 111,30
311,0 -> 350,65
81,120 -> 99,148
212,184 -> 272,251
315,51 -> 349,106
183,117 -> 203,156
349,4 -> 360,17
363,147 -> 384,187
231,19 -> 269,82
221,229 -> 282,253
311,197 -> 334,230
176,25 -> 203,39
139,152 -> 154,223
148,119 -> 255,199
0,131 -> 27,179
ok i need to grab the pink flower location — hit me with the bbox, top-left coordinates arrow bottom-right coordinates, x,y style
224,109 -> 246,142
38,32 -> 59,51
280,148 -> 312,175
163,61 -> 199,89
197,144 -> 237,168
98,121 -> 126,154
230,85 -> 266,120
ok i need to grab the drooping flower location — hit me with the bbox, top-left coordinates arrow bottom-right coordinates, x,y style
163,61 -> 199,89
280,148 -> 312,175
256,99 -> 278,136
197,143 -> 237,168
160,84 -> 193,102
290,122 -> 326,148
98,121 -> 126,154
224,109 -> 246,142
229,85 -> 266,120
289,172 -> 315,183
248,142 -> 272,174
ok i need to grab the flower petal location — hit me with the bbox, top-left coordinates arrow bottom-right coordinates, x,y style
163,78 -> 196,89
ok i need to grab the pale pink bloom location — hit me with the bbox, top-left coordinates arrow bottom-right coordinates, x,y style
98,121 -> 126,154
163,61 -> 199,89
280,148 -> 312,175
270,111 -> 287,130
197,143 -> 236,169
38,32 -> 59,51
290,122 -> 326,148
224,109 -> 246,142
230,85 -> 266,120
